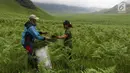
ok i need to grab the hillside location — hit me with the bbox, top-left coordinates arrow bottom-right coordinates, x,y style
0,0 -> 52,19
105,3 -> 130,14
97,2 -> 130,14
33,2 -> 102,14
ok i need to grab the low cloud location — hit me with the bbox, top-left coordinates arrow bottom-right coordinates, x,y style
31,0 -> 125,8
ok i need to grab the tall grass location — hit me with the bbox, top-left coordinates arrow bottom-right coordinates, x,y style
0,14 -> 130,73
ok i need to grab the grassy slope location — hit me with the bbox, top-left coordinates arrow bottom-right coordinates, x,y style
0,0 -> 52,19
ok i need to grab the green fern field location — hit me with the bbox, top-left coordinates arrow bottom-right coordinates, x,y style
0,13 -> 130,73
1,0 -> 130,73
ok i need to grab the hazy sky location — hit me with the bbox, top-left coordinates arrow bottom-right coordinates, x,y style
31,0 -> 129,8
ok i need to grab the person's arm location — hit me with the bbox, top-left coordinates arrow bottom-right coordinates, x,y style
57,30 -> 70,39
28,26 -> 45,40
57,34 -> 68,39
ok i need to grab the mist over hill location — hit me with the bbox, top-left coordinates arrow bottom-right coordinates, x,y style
33,2 -> 102,14
97,1 -> 130,14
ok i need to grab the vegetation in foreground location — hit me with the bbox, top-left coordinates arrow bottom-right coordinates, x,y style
0,14 -> 130,73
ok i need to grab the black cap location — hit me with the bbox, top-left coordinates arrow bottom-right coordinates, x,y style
63,20 -> 71,25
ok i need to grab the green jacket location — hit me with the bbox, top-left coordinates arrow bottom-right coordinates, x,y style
64,29 -> 72,48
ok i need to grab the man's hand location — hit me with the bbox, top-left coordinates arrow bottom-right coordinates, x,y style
45,37 -> 51,40
42,32 -> 48,34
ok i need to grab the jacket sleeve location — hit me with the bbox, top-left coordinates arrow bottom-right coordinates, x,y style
21,27 -> 27,45
28,26 -> 45,40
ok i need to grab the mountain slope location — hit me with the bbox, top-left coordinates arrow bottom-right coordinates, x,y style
98,2 -> 130,14
33,2 -> 102,14
16,0 -> 36,9
0,0 -> 52,19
